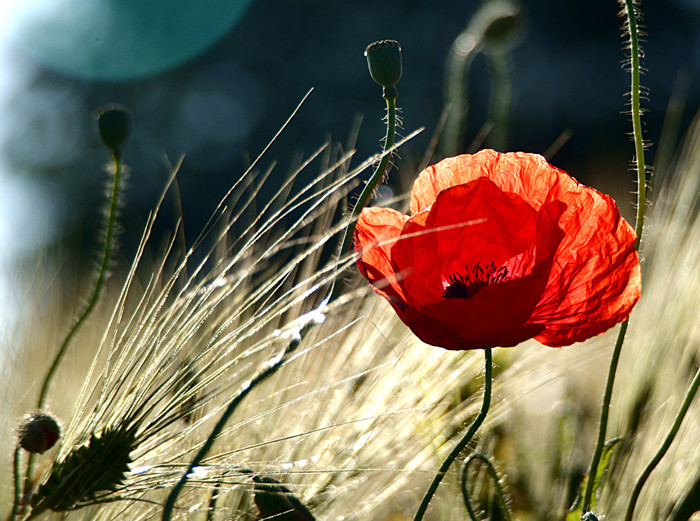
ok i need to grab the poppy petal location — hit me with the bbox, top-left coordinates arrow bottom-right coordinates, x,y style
390,179 -> 566,349
396,178 -> 544,304
529,195 -> 641,346
410,150 -> 583,214
355,206 -> 409,306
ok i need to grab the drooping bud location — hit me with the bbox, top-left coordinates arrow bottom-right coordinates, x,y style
475,0 -> 524,52
253,475 -> 316,521
365,40 -> 402,97
97,104 -> 133,151
17,411 -> 61,454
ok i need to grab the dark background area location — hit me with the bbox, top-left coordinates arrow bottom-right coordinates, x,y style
2,0 -> 698,272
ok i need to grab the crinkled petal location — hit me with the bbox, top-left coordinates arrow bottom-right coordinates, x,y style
529,195 -> 641,346
410,150 -> 582,215
354,207 -> 409,306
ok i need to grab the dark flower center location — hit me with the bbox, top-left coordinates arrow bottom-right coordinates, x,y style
442,261 -> 509,299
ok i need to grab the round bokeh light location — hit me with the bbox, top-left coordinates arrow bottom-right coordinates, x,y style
12,0 -> 252,80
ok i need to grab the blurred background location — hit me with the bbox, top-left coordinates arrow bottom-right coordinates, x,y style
0,0 -> 698,330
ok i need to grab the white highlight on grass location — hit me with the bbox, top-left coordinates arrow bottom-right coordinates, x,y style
274,303 -> 327,342
129,465 -> 153,475
186,466 -> 208,480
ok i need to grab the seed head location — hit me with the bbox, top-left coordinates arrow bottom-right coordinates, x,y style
365,40 -> 402,96
97,104 -> 133,151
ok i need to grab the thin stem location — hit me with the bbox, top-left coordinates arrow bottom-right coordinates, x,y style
205,481 -> 221,521
626,0 -> 647,249
582,0 -> 647,512
163,65 -> 397,521
486,48 -> 512,152
413,348 -> 493,521
581,319 -> 628,513
36,149 -> 122,409
330,92 -> 397,303
161,338 -> 302,521
22,149 -> 124,508
461,453 -> 512,521
624,366 -> 700,521
443,35 -> 479,157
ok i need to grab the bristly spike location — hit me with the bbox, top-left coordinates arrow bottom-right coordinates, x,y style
30,425 -> 136,514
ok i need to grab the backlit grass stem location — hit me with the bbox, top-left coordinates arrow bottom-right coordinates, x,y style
581,0 -> 647,514
413,348 -> 493,521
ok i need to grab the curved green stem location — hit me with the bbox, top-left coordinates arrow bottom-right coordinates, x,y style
36,149 -> 123,409
164,54 -> 398,521
461,453 -> 512,521
21,149 -> 123,509
443,35 -> 479,157
485,48 -> 512,152
161,337 -> 302,521
330,92 -> 397,303
624,366 -> 700,521
413,348 -> 493,521
582,0 -> 647,513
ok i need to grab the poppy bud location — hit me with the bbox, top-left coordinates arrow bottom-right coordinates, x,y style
364,40 -> 402,96
17,411 -> 61,454
253,476 -> 316,520
97,104 -> 133,151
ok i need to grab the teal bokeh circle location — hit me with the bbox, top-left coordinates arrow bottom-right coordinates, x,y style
15,0 -> 252,80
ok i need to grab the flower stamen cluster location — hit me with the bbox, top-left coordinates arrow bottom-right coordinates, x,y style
443,262 -> 510,299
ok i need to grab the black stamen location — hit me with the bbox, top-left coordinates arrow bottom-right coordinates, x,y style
442,262 -> 510,299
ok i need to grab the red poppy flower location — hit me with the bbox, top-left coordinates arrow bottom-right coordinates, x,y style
354,149 -> 641,349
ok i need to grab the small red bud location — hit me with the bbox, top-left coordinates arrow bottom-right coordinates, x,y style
17,411 -> 61,454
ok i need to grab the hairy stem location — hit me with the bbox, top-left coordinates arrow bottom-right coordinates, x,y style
413,348 -> 493,521
624,366 -> 700,521
486,48 -> 512,152
582,0 -> 647,513
21,149 -> 123,511
461,453 -> 512,521
330,92 -> 397,302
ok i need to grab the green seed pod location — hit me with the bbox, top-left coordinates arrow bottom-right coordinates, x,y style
365,40 -> 402,96
97,104 -> 133,151
17,411 -> 61,454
